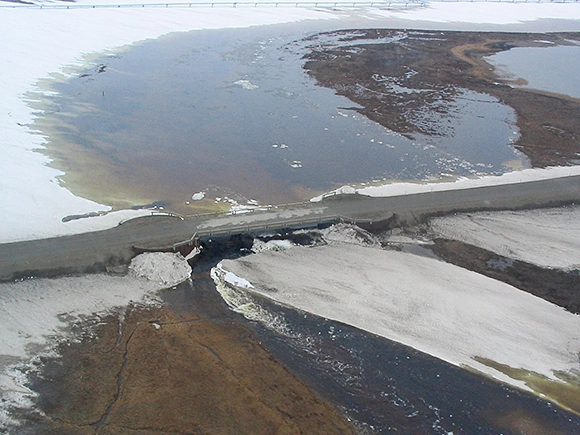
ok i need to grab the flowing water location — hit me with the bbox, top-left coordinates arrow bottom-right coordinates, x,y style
162,272 -> 580,435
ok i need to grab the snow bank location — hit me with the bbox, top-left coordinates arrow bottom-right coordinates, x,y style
2,2 -> 580,243
312,166 -> 580,201
431,205 -> 580,270
214,243 -> 580,394
128,252 -> 192,287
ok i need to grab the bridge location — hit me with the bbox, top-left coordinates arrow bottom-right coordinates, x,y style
0,174 -> 579,281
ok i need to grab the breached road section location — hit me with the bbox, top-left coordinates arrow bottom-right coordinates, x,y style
212,241 -> 580,414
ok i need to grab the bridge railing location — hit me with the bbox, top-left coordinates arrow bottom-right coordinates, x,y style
0,1 -> 427,9
132,212 -> 377,252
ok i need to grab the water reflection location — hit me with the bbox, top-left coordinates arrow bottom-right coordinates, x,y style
32,23 -> 526,212
486,44 -> 580,99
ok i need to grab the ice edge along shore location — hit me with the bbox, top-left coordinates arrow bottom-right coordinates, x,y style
2,1 -> 580,243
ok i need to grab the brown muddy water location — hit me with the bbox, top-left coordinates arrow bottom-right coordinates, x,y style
29,21 -> 526,214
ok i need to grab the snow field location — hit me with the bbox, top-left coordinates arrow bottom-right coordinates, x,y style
431,205 -> 580,270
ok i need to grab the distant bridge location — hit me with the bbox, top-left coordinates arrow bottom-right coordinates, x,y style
2,0 -> 578,11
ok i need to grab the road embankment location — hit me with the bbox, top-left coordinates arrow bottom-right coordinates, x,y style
1,175 -> 579,282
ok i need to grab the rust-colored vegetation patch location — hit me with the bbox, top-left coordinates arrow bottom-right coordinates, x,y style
23,303 -> 355,434
474,357 -> 580,417
302,30 -> 580,167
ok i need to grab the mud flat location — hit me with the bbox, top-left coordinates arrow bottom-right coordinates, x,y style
302,30 -> 580,168
12,280 -> 355,434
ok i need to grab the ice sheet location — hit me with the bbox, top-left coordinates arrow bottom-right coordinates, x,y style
431,206 -> 580,270
215,242 -> 580,392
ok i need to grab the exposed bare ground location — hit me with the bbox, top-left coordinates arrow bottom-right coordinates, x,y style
303,30 -> 580,167
19,279 -> 355,435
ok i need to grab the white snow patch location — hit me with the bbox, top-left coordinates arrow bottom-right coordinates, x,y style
252,238 -> 294,252
216,243 -> 580,393
211,262 -> 254,289
312,166 -> 580,202
320,223 -> 380,247
128,252 -> 192,287
311,185 -> 356,201
431,206 -> 580,270
184,247 -> 202,261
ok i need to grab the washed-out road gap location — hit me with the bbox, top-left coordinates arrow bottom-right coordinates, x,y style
1,174 -> 579,281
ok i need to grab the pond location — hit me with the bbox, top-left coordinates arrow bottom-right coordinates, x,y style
486,43 -> 580,99
31,22 -> 526,213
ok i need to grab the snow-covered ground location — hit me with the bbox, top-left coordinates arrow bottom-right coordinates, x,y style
0,252 -> 190,429
2,1 -> 580,427
431,205 -> 580,270
213,232 -> 580,400
1,0 -> 580,243
312,166 -> 580,201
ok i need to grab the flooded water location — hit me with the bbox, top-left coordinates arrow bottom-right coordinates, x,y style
486,43 -> 580,99
31,22 -> 525,213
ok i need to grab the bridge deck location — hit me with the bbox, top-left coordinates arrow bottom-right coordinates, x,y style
1,175 -> 579,281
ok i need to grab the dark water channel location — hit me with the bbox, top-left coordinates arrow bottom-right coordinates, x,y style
33,21 -> 525,212
162,270 -> 580,435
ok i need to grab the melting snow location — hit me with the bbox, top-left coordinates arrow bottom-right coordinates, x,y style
431,206 -> 580,270
214,241 -> 580,393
